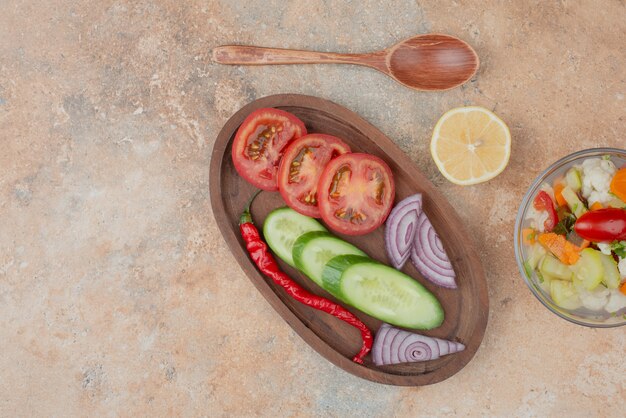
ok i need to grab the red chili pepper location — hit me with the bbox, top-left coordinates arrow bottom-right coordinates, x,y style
533,190 -> 558,232
574,208 -> 626,242
239,192 -> 372,364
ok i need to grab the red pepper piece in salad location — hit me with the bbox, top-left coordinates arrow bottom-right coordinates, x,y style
533,190 -> 558,232
239,192 -> 373,364
574,208 -> 626,243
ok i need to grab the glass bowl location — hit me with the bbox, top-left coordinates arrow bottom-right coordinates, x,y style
514,148 -> 626,327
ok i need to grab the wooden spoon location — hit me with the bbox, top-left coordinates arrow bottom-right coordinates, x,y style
212,34 -> 479,92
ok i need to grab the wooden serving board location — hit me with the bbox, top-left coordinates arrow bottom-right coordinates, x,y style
210,94 -> 488,386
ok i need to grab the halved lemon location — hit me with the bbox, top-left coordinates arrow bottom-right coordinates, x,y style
430,106 -> 511,185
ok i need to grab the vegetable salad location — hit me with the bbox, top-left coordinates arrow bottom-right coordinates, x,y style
522,156 -> 626,318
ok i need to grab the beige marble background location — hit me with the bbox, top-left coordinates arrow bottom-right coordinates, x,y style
1,1 -> 624,416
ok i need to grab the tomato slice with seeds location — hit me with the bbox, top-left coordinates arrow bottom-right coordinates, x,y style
317,153 -> 395,236
232,108 -> 307,191
277,134 -> 351,217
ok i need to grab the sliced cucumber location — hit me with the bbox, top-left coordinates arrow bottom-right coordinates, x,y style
550,280 -> 582,310
561,186 -> 587,218
323,255 -> 444,329
263,207 -> 326,267
540,255 -> 572,280
607,196 -> 626,208
322,254 -> 371,299
292,231 -> 366,287
523,262 -> 534,280
598,253 -> 620,289
565,168 -> 582,191
526,243 -> 547,272
536,270 -> 554,294
572,248 -> 604,290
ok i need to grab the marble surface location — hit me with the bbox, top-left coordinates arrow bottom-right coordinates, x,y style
1,1 -> 624,416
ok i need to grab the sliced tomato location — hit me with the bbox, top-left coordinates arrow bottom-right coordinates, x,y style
317,153 -> 395,235
232,108 -> 307,190
277,134 -> 351,217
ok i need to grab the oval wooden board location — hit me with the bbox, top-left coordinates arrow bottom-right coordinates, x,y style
210,94 -> 489,386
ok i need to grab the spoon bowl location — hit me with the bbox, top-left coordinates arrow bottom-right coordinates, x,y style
213,33 -> 479,92
387,34 -> 479,91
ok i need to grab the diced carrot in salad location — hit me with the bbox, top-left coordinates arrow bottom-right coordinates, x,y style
610,167 -> 626,203
522,228 -> 536,245
590,201 -> 603,211
537,233 -> 581,265
553,181 -> 567,207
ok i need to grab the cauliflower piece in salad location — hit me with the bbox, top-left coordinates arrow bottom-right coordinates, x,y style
605,289 -> 626,314
597,242 -> 612,255
580,158 -> 617,206
525,205 -> 548,232
575,282 -> 609,311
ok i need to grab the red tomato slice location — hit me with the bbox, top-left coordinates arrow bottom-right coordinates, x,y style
277,134 -> 351,217
232,108 -> 307,190
317,153 -> 395,235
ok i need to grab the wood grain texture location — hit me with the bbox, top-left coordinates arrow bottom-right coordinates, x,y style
211,46 -> 388,72
212,34 -> 478,92
387,34 -> 479,91
209,94 -> 489,386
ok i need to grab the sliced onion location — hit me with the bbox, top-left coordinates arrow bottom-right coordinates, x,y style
383,327 -> 400,365
397,332 -> 439,363
384,194 -> 423,269
410,212 -> 457,288
389,328 -> 404,364
372,323 -> 465,366
434,338 -> 449,356
372,324 -> 386,365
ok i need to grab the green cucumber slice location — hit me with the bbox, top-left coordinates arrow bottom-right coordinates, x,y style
263,207 -> 326,267
573,248 -> 604,290
526,243 -> 547,272
292,231 -> 366,287
565,168 -> 582,191
607,197 -> 626,208
322,254 -> 371,299
536,270 -> 554,294
598,253 -> 620,289
561,186 -> 587,218
550,280 -> 582,310
540,255 -> 572,280
323,255 -> 444,329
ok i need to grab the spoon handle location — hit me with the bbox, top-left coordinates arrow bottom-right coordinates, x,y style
212,45 -> 386,70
